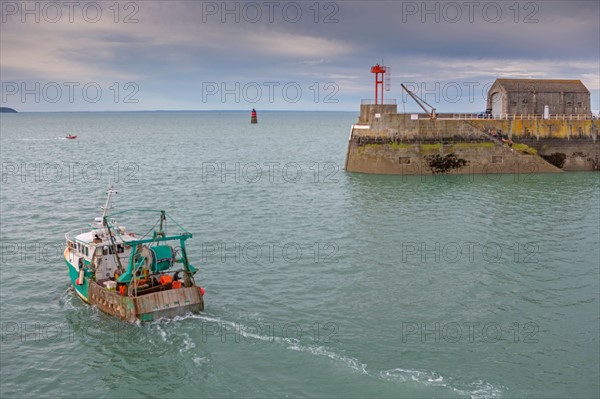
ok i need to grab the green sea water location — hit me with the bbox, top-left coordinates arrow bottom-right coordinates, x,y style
0,111 -> 598,398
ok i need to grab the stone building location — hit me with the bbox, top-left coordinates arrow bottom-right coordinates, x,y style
486,79 -> 591,117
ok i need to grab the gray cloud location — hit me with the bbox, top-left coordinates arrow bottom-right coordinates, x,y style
0,1 -> 598,111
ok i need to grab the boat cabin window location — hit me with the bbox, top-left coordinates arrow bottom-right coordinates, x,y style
103,246 -> 109,255
84,246 -> 89,257
117,244 -> 124,253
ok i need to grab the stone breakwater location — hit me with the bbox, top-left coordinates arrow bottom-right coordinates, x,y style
345,105 -> 599,175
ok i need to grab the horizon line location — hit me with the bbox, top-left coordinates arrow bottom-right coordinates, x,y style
1,109 -> 361,113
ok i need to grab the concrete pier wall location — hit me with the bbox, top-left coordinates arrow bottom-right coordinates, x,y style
345,106 -> 599,175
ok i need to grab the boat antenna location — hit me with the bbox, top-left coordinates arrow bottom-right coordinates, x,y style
101,186 -> 124,273
101,186 -> 117,218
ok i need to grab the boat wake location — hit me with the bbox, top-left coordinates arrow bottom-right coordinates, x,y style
380,369 -> 503,399
58,286 -> 76,309
58,302 -> 502,398
150,312 -> 503,398
286,342 -> 368,375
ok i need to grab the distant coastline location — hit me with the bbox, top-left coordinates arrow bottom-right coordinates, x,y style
0,107 -> 17,113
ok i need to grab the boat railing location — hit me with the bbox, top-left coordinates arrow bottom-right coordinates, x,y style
65,228 -> 90,242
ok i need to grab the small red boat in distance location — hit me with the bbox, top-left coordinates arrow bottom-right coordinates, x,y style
66,135 -> 77,139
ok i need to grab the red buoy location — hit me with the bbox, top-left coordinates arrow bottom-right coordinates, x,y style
251,108 -> 257,124
199,287 -> 205,296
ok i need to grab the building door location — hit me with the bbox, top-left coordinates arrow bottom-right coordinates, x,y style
490,92 -> 502,116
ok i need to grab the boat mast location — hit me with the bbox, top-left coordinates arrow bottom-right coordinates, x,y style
101,186 -> 124,273
101,186 -> 117,218
158,210 -> 166,237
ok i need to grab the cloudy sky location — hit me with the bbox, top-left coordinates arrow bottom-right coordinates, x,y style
1,0 -> 598,112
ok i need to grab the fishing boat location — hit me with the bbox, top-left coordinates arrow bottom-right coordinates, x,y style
65,135 -> 77,139
64,187 -> 204,322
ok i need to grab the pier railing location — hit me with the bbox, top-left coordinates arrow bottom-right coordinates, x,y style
361,99 -> 397,105
434,113 -> 596,121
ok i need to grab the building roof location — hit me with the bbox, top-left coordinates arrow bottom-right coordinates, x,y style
494,79 -> 589,93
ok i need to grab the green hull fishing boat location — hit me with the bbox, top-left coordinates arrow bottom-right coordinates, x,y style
64,187 -> 204,322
